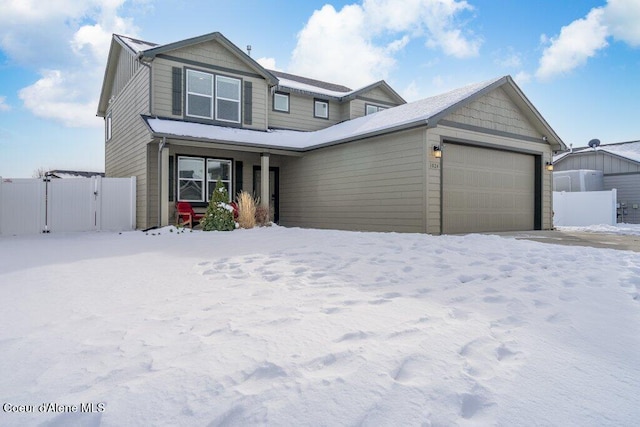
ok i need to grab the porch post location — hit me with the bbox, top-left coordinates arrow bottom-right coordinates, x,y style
260,153 -> 270,208
160,146 -> 169,227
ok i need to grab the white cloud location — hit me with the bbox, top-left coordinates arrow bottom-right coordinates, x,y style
537,8 -> 608,80
289,0 -> 480,88
0,0 -> 138,127
18,70 -> 101,128
256,57 -> 280,71
514,71 -> 532,86
0,96 -> 11,112
495,49 -> 522,68
603,0 -> 640,46
536,0 -> 640,80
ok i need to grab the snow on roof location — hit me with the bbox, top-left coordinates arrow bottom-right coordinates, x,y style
146,76 -> 502,151
555,140 -> 640,164
117,35 -> 158,53
597,141 -> 640,163
48,170 -> 105,179
276,77 -> 352,98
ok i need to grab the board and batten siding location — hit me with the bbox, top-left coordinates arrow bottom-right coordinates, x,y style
555,152 -> 640,174
427,86 -> 555,231
604,174 -> 640,223
108,45 -> 141,102
268,92 -> 342,131
105,65 -> 151,229
151,56 -> 268,131
555,151 -> 640,224
279,128 -> 427,232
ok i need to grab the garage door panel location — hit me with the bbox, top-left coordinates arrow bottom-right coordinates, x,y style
443,143 -> 535,233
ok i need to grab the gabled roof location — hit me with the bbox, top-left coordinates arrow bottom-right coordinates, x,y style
97,32 -> 279,116
271,70 -> 405,105
341,80 -> 406,105
554,140 -> 640,165
139,32 -> 278,85
142,75 -> 560,151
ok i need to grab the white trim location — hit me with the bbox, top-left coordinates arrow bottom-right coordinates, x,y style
186,69 -> 214,120
314,99 -> 328,119
273,92 -> 289,112
177,156 -> 205,202
215,75 -> 241,123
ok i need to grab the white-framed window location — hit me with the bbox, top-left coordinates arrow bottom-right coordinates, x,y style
178,156 -> 205,202
177,156 -> 232,202
365,104 -> 387,115
206,158 -> 232,201
105,112 -> 112,141
314,99 -> 329,119
215,75 -> 241,123
186,69 -> 214,119
273,92 -> 289,112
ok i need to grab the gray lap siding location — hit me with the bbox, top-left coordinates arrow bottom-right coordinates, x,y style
279,128 -> 427,233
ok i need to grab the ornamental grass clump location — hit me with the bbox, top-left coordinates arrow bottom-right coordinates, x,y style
236,191 -> 256,229
201,180 -> 235,231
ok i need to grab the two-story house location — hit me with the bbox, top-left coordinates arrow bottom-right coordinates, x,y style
97,31 -> 565,234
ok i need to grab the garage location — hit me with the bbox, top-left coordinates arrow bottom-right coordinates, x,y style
442,142 -> 538,234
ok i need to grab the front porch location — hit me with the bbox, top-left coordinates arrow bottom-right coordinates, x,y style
147,139 -> 300,228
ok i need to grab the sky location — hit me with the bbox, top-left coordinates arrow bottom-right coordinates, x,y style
0,0 -> 638,178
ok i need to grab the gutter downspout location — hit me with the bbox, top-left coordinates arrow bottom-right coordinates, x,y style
158,137 -> 166,228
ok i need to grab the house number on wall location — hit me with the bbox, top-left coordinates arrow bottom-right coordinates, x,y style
430,162 -> 440,169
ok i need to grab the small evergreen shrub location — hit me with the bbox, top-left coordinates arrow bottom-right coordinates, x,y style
201,181 -> 235,231
236,191 -> 256,229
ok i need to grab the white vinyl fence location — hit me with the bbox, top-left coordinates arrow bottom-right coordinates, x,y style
553,189 -> 617,227
0,176 -> 136,235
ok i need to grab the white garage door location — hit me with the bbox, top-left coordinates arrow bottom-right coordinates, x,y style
442,143 -> 535,233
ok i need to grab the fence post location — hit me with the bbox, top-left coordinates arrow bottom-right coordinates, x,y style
130,176 -> 137,230
94,175 -> 102,231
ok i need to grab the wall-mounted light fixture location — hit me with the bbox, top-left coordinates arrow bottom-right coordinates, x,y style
545,161 -> 554,171
433,145 -> 442,158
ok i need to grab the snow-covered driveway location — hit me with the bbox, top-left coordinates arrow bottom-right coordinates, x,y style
1,226 -> 639,426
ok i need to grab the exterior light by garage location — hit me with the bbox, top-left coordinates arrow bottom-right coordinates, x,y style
546,161 -> 554,171
433,145 -> 442,158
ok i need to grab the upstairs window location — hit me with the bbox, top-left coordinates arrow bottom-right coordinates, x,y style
273,92 -> 290,112
314,99 -> 329,119
186,70 -> 213,119
366,104 -> 387,115
215,75 -> 241,123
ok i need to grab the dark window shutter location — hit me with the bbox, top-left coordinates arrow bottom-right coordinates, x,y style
172,67 -> 182,115
235,161 -> 243,194
244,81 -> 252,125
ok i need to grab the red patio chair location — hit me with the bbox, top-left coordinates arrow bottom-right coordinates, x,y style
175,202 -> 204,228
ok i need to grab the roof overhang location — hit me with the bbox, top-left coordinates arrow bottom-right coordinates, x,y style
139,32 -> 279,86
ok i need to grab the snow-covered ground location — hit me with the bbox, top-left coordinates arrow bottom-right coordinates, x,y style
557,223 -> 640,236
1,226 -> 639,426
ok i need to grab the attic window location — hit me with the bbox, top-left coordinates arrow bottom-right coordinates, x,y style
314,99 -> 328,119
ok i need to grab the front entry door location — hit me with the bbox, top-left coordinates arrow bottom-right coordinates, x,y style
253,166 -> 279,223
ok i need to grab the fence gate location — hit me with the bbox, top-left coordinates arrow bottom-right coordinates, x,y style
0,176 -> 136,235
